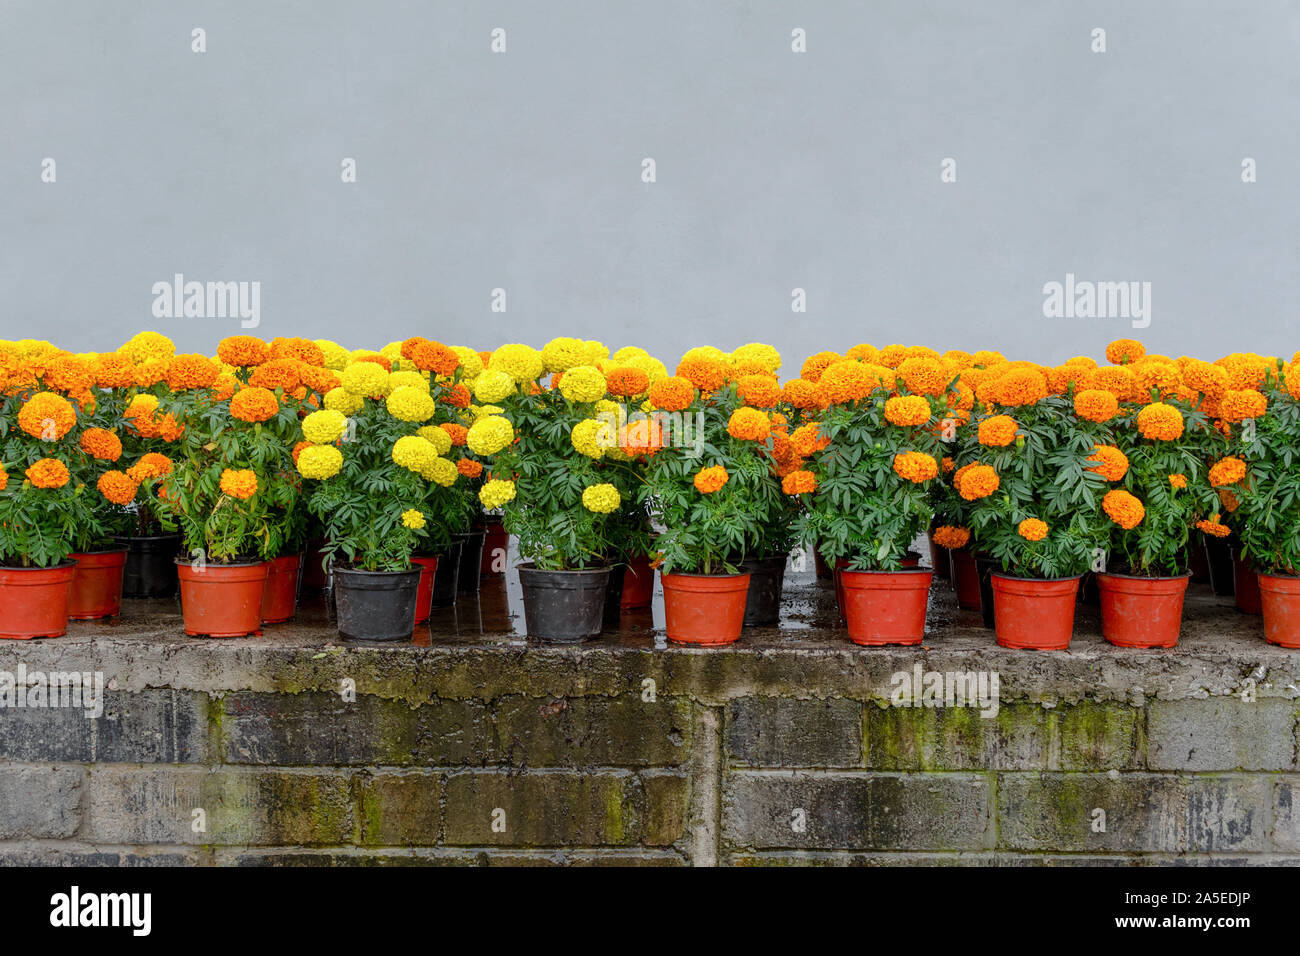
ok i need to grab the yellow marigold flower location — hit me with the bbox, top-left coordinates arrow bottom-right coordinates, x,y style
323,386 -> 364,415
1169,473 -> 1188,489
479,478 -> 517,509
229,386 -> 280,423
1208,457 -> 1247,487
314,339 -> 351,370
583,341 -> 609,365
892,451 -> 939,484
470,369 -> 514,404
297,444 -> 343,480
732,342 -> 781,373
1197,516 -> 1231,538
956,463 -> 999,501
401,509 -> 426,530
119,331 -> 175,364
581,483 -> 621,514
557,365 -> 607,403
18,391 -> 76,440
385,385 -> 436,422
218,468 -> 258,500
392,435 -> 441,474
898,357 -> 949,396
977,414 -> 1019,447
884,395 -> 931,427
1087,444 -> 1129,482
422,457 -> 459,487
489,344 -> 544,383
341,362 -> 390,398
302,409 -> 347,445
694,465 -> 729,494
781,469 -> 816,494
416,425 -> 454,456
1018,518 -> 1049,541
541,336 -> 588,373
1136,402 -> 1184,440
1219,388 -> 1267,423
1073,388 -> 1119,423
25,458 -> 70,489
448,345 -> 484,379
1103,489 -> 1145,529
387,370 -> 429,393
1105,338 -> 1146,365
727,407 -> 771,441
571,418 -> 611,459
619,353 -> 668,385
96,470 -> 137,505
466,415 -> 514,456
931,525 -> 971,549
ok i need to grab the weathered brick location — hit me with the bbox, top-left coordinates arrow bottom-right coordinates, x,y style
221,692 -> 493,766
640,772 -> 690,846
441,770 -> 687,847
727,697 -> 863,768
0,766 -> 83,840
722,771 -> 991,851
0,690 -> 208,763
997,773 -> 1270,853
357,772 -> 443,846
0,844 -> 204,866
494,695 -> 690,767
1057,703 -> 1146,771
1274,776 -> 1300,852
223,847 -> 687,866
1147,699 -> 1298,771
86,767 -> 353,846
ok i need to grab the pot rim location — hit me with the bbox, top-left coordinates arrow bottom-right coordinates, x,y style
1257,569 -> 1300,581
69,545 -> 130,557
174,557 -> 267,568
113,533 -> 182,542
660,569 -> 748,579
517,560 -> 611,574
990,571 -> 1083,583
0,558 -> 78,571
333,564 -> 421,577
838,565 -> 933,575
1097,570 -> 1192,581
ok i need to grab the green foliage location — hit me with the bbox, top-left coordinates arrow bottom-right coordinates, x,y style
1237,369 -> 1300,574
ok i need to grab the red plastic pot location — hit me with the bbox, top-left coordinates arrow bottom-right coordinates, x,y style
67,548 -> 128,620
1232,549 -> 1262,615
834,554 -> 920,622
260,553 -> 302,625
950,548 -> 982,611
177,560 -> 268,638
1258,572 -> 1300,648
0,561 -> 77,639
991,573 -> 1081,650
661,571 -> 750,645
621,554 -> 655,609
1097,572 -> 1189,648
411,554 -> 440,624
480,517 -> 509,576
839,568 -> 932,646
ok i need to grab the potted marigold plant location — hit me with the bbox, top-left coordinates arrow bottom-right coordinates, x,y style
961,366 -> 1112,650
296,355 -> 442,640
473,341 -> 631,644
789,354 -> 950,645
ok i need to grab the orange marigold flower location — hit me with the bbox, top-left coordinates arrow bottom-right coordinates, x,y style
734,374 -> 781,408
931,525 -> 971,549
693,464 -> 729,494
219,468 -> 258,500
956,463 -> 999,501
79,428 -> 122,462
18,392 -> 76,440
217,335 -> 270,367
26,457 -> 70,489
210,373 -> 239,402
229,386 -> 279,423
877,345 -> 909,368
1169,473 -> 1188,489
248,358 -> 304,392
885,394 -> 932,427
1219,488 -> 1240,513
446,383 -> 472,408
1219,388 -> 1267,423
620,417 -> 664,457
648,375 -> 695,412
990,368 -> 1048,407
165,354 -> 220,391
727,407 -> 771,441
440,423 -> 468,446
817,360 -> 875,404
781,469 -> 817,494
1087,444 -> 1129,482
789,422 -> 830,458
126,452 -> 173,483
845,343 -> 880,363
155,413 -> 185,442
1131,359 -> 1180,398
96,470 -> 138,505
781,378 -> 825,410
897,357 -> 949,396
605,366 -> 651,398
457,457 -> 484,478
1180,359 -> 1229,397
799,351 -> 841,382
1197,517 -> 1231,538
1085,365 -> 1137,402
298,364 -> 342,395
1136,402 -> 1184,440
406,339 -> 460,376
892,451 -> 939,483
1208,457 -> 1247,487
42,356 -> 95,394
91,352 -> 136,388
1018,518 -> 1049,541
977,414 -> 1019,447
1102,489 -> 1145,529
1216,352 -> 1270,390
269,337 -> 326,367
1074,389 -> 1119,423
1105,338 -> 1146,365
676,356 -> 728,392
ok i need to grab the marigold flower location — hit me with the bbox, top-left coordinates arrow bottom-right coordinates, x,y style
126,452 -> 172,483
1219,388 -> 1267,423
990,368 -> 1048,407
18,392 -> 76,440
489,344 -> 544,383
401,509 -> 426,530
297,444 -> 343,480
1208,457 -> 1247,487
817,360 -> 875,404
676,356 -> 728,392
558,365 -> 607,403
781,378 -> 825,410
302,409 -> 348,444
604,365 -> 651,398
931,525 -> 971,549
211,373 -> 239,402
693,464 -> 729,494
620,417 -> 664,457
1180,359 -> 1229,397
91,352 -> 136,388
1136,402 -> 1184,440
79,428 -> 122,462
247,358 -> 303,392
1105,338 -> 1146,365
648,375 -> 695,412
404,339 -> 460,376
727,407 -> 771,441
219,468 -> 258,500
341,362 -> 391,398
1084,366 -> 1137,401
789,422 -> 830,458
799,351 -> 841,382
1103,489 -> 1145,529
268,336 -> 325,367
956,463 -> 1000,500
466,416 -> 514,456
1219,489 -> 1240,513
386,385 -> 437,422
883,395 -> 930,427
438,422 -> 467,447
730,373 -> 778,408
25,457 -> 70,489
1073,389 -> 1119,423
977,414 -> 1019,447
41,356 -> 95,394
119,331 -> 175,364
479,478 -> 517,509
1169,473 -> 1188,489
163,353 -> 220,391
96,469 -> 138,505
323,386 -> 364,415
897,357 -> 949,396
571,418 -> 610,459
781,470 -> 817,495
217,335 -> 270,367
893,451 -> 939,483
1087,444 -> 1129,482
456,457 -> 483,478
581,483 -> 621,514
410,426 -> 451,456
229,386 -> 280,423
1018,518 -> 1049,541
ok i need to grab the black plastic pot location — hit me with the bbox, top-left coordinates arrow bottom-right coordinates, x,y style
455,530 -> 486,594
518,562 -> 611,644
333,566 -> 421,641
114,533 -> 182,598
602,562 -> 627,628
974,554 -> 998,629
431,538 -> 464,609
740,555 -> 786,626
1205,536 -> 1236,596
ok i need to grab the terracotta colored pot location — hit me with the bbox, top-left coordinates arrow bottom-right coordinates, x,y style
1097,572 -> 1189,648
839,568 -> 932,646
67,548 -> 128,620
177,560 -> 268,638
991,573 -> 1080,650
0,561 -> 77,639
411,554 -> 440,624
1232,548 -> 1262,615
661,571 -> 750,645
949,547 -> 982,611
1257,572 -> 1300,648
260,553 -> 303,625
480,517 -> 510,576
621,554 -> 655,609
834,554 -> 921,622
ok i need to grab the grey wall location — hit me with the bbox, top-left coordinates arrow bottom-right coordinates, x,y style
3,0 -> 1297,367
